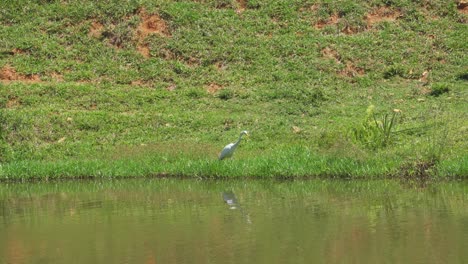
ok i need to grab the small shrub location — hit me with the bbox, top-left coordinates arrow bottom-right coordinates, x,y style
185,88 -> 205,99
217,89 -> 234,100
173,61 -> 190,75
429,83 -> 450,97
456,72 -> 468,81
383,65 -> 405,79
351,105 -> 400,149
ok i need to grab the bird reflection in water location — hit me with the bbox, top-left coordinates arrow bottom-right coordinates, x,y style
222,191 -> 252,224
223,192 -> 238,209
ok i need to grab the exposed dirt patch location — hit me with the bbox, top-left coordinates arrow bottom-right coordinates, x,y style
11,48 -> 26,55
339,61 -> 365,77
0,65 -> 41,83
137,44 -> 151,58
299,4 -> 319,13
131,80 -> 144,86
418,70 -> 430,83
314,13 -> 339,29
321,47 -> 364,76
88,21 -> 104,38
6,96 -> 21,108
366,7 -> 401,27
50,72 -> 64,82
157,48 -> 175,60
236,0 -> 247,13
135,8 -> 171,58
0,66 -> 16,80
89,102 -> 97,110
136,9 -> 171,39
1,65 -> 63,83
321,47 -> 341,64
185,57 -> 200,67
457,1 -> 468,14
166,83 -> 177,91
215,61 -> 228,71
314,7 -> 401,34
1,65 -> 20,80
314,14 -> 360,34
206,83 -> 223,94
341,25 -> 360,35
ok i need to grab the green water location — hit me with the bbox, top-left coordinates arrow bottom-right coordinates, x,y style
0,179 -> 467,264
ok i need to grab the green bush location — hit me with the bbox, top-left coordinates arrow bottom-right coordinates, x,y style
429,83 -> 450,97
351,105 -> 400,149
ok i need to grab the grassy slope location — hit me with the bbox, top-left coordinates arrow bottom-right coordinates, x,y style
0,0 -> 467,179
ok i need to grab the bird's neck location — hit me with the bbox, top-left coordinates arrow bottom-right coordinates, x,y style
233,135 -> 244,146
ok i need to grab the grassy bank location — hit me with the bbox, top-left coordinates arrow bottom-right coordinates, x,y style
1,0 -> 467,180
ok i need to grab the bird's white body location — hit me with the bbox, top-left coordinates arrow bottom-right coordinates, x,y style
219,143 -> 237,160
219,131 -> 248,160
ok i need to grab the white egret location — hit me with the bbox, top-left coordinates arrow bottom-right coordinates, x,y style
218,130 -> 248,160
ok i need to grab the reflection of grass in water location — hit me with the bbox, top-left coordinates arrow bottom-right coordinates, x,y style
1,178 -> 467,212
1,178 -> 467,264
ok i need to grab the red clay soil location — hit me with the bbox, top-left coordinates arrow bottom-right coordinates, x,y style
137,44 -> 151,58
314,13 -> 360,35
88,21 -> 104,38
366,6 -> 401,27
206,83 -> 223,94
321,47 -> 341,64
458,1 -> 468,14
135,8 -> 171,58
136,9 -> 171,38
339,61 -> 365,77
314,6 -> 403,34
0,65 -> 41,83
236,0 -> 247,13
314,13 -> 340,29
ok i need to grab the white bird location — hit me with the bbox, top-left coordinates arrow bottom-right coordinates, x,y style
219,130 -> 249,160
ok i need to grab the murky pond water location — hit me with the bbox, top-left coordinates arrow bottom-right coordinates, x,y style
0,179 -> 467,264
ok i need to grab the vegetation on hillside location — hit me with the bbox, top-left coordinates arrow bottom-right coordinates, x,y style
0,0 -> 467,179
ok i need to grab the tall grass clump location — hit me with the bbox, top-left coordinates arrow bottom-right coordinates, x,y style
436,156 -> 468,179
350,105 -> 400,150
0,110 -> 12,163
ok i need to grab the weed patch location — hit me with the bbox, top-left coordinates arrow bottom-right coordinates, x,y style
429,83 -> 450,97
350,105 -> 400,150
398,159 -> 436,188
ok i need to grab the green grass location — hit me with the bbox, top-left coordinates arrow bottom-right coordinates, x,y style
0,146 -> 396,180
0,0 -> 467,180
